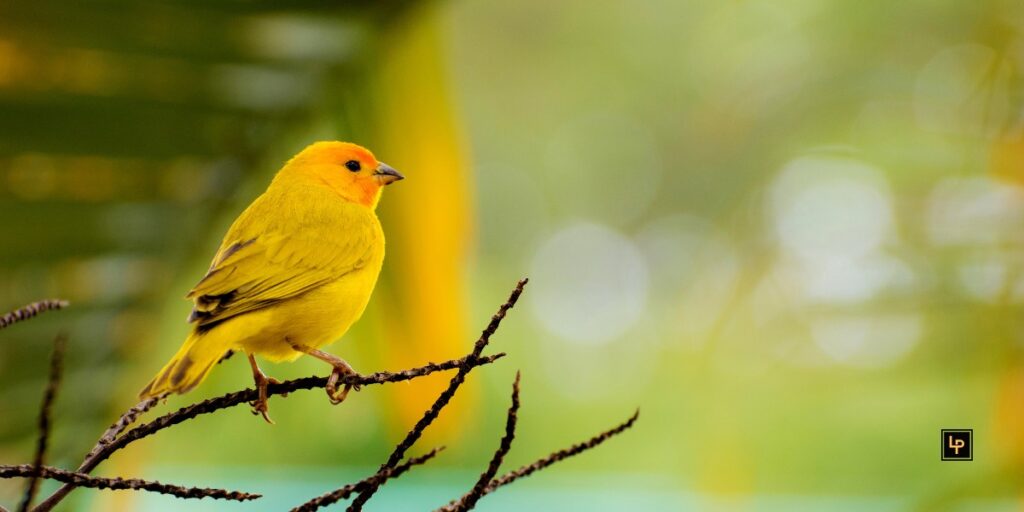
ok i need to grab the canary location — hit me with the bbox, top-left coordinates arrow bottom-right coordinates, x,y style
140,141 -> 403,422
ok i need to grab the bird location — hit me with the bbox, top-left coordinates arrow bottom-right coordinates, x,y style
139,141 -> 404,423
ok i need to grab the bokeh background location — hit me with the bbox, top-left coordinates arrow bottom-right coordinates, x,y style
2,1 -> 1024,510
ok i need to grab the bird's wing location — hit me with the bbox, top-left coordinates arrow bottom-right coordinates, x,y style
186,200 -> 380,328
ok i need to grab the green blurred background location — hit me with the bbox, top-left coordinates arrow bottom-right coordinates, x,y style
2,0 -> 1024,510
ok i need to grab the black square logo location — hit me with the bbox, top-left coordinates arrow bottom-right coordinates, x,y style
941,429 -> 973,461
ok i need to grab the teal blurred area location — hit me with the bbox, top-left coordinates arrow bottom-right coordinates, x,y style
3,0 -> 1024,510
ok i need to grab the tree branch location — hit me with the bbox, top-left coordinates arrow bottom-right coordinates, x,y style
475,410 -> 639,504
447,371 -> 521,512
1,465 -> 260,502
17,334 -> 66,512
289,447 -> 444,512
83,397 -> 161,461
0,300 -> 68,330
340,278 -> 528,512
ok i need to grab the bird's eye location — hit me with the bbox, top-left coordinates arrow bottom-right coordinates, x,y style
345,160 -> 361,172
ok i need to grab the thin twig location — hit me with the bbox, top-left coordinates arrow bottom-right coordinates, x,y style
83,397 -> 161,461
1,465 -> 260,502
342,278 -> 528,512
478,410 -> 639,502
0,300 -> 68,330
447,371 -> 521,512
18,334 -> 66,512
32,352 -> 505,512
289,447 -> 445,512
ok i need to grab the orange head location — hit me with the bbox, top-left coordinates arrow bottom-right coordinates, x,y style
277,141 -> 404,208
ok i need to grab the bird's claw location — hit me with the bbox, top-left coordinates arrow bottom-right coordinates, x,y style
326,365 -> 362,405
249,375 -> 281,424
250,400 -> 274,424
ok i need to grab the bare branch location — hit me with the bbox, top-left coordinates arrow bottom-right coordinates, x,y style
83,397 -> 161,461
482,410 -> 639,499
343,278 -> 528,512
18,334 -> 66,512
446,371 -> 521,512
433,410 -> 639,512
0,300 -> 68,330
1,465 -> 260,502
289,447 -> 444,512
32,352 -> 505,512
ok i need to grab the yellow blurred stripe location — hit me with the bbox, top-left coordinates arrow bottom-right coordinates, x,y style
369,5 -> 476,440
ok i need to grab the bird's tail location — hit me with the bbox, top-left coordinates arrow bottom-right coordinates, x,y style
139,330 -> 228,399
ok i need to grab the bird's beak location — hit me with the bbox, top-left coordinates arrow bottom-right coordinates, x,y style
374,162 -> 404,185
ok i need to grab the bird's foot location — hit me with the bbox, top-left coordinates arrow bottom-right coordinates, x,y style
284,340 -> 362,405
326,361 -> 363,405
249,373 -> 281,424
247,353 -> 280,424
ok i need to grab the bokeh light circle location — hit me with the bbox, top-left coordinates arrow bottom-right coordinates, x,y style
529,222 -> 649,345
770,155 -> 894,264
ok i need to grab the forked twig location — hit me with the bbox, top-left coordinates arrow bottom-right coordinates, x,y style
446,371 -> 521,512
1,465 -> 259,502
289,447 -> 445,512
338,278 -> 528,512
84,397 -> 161,460
479,410 -> 639,500
17,334 -> 66,512
434,404 -> 638,510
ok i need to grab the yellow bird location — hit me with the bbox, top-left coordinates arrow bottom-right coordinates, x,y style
140,141 -> 404,422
